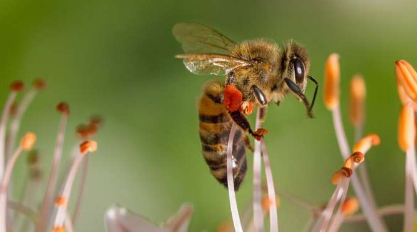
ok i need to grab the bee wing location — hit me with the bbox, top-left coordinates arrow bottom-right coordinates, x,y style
176,54 -> 252,76
173,22 -> 237,55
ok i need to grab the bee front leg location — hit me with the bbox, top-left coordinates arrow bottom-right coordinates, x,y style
229,111 -> 268,141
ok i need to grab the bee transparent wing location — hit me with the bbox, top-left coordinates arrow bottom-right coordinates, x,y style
173,22 -> 237,55
176,54 -> 252,76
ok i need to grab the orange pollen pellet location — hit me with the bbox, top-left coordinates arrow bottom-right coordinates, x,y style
80,140 -> 98,155
21,133 -> 36,151
10,80 -> 24,92
56,102 -> 70,115
53,226 -> 65,232
55,196 -> 67,206
324,53 -> 340,110
399,103 -> 415,151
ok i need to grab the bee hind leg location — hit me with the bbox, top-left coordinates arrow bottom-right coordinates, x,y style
228,110 -> 268,141
244,135 -> 254,152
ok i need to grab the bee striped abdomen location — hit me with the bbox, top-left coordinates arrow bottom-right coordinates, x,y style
198,80 -> 247,191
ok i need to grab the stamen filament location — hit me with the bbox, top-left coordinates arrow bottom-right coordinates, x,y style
226,124 -> 243,232
253,108 -> 264,232
0,91 -> 18,179
6,80 -> 44,158
404,145 -> 415,232
36,103 -> 69,232
52,141 -> 96,231
331,105 -> 388,232
0,132 -> 33,232
71,156 -> 89,225
261,140 -> 278,232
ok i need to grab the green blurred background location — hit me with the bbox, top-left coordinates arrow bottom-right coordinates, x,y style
0,0 -> 416,231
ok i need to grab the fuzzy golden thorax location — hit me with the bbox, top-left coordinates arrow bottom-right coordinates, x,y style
229,39 -> 281,105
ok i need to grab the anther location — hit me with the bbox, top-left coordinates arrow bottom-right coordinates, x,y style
21,132 -> 36,151
10,80 -> 24,92
349,75 -> 366,126
80,140 -> 98,155
33,78 -> 46,90
332,167 -> 352,184
396,60 -> 417,102
341,197 -> 360,216
398,103 -> 415,151
56,102 -> 70,116
55,196 -> 67,206
324,54 -> 340,110
353,134 -> 380,154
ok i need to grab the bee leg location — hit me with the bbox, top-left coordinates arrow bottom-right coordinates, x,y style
229,110 -> 268,141
284,78 -> 314,118
244,135 -> 254,152
251,85 -> 268,106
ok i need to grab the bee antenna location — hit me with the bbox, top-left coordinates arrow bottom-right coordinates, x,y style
308,75 -> 319,112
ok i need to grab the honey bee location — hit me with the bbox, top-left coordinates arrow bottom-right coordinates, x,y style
173,22 -> 318,190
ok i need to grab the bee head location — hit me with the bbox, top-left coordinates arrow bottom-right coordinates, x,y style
280,40 -> 311,92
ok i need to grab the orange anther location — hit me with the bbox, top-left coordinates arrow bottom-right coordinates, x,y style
21,133 -> 36,151
396,60 -> 417,102
332,167 -> 352,184
353,134 -> 380,154
344,152 -> 365,169
10,80 -> 24,92
262,195 -> 280,212
399,103 -> 415,151
53,226 -> 65,232
349,75 -> 366,126
223,84 -> 243,112
324,54 -> 340,110
80,140 -> 98,155
55,196 -> 67,206
215,220 -> 234,232
341,197 -> 360,216
56,102 -> 70,116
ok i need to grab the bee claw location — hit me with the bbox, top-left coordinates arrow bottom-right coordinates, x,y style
251,128 -> 268,140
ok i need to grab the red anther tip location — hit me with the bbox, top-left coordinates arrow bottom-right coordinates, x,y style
223,84 -> 243,112
10,80 -> 24,92
56,102 -> 70,115
90,115 -> 103,127
33,78 -> 46,90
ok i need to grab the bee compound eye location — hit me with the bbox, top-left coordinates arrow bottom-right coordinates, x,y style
293,59 -> 305,84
